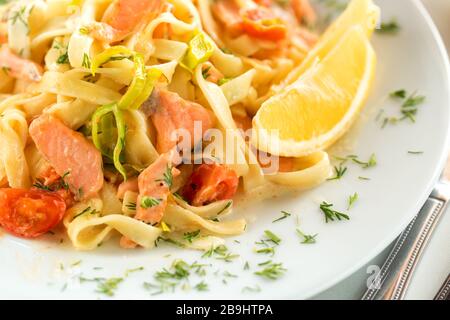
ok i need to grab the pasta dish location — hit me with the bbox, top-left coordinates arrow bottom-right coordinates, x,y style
0,0 -> 379,250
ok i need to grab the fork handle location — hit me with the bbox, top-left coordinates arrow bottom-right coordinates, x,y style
362,181 -> 450,300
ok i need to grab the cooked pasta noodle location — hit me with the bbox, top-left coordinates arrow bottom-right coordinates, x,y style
0,109 -> 30,188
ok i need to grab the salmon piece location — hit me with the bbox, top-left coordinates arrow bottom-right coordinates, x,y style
29,115 -> 104,200
117,176 -> 139,200
202,62 -> 224,84
135,151 -> 180,224
278,157 -> 295,172
119,151 -> 180,248
233,113 -> 253,142
141,88 -> 215,154
182,164 -> 238,206
91,0 -> 165,43
0,46 -> 43,82
258,152 -> 295,173
120,236 -> 138,249
234,114 -> 253,132
291,0 -> 317,25
212,0 -> 244,36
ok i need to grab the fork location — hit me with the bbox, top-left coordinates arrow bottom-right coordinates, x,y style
362,176 -> 450,300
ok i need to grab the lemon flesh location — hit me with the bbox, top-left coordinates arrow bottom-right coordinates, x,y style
253,26 -> 376,157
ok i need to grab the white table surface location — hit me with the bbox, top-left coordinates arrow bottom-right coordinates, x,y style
313,0 -> 450,300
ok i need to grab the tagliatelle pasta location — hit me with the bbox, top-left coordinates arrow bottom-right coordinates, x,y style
0,0 -> 339,250
0,109 -> 30,188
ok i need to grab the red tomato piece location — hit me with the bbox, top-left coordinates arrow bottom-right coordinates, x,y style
254,0 -> 272,7
241,7 -> 287,41
182,164 -> 239,206
0,188 -> 66,238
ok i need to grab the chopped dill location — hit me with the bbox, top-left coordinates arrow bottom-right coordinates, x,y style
319,201 -> 350,223
140,196 -> 161,209
183,230 -> 201,243
156,165 -> 173,187
272,210 -> 291,223
194,281 -> 208,291
296,229 -> 318,244
125,202 -> 137,211
254,261 -> 286,280
327,165 -> 348,180
377,19 -> 400,34
347,192 -> 359,210
81,53 -> 91,68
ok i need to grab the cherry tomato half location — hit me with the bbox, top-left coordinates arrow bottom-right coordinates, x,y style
0,188 -> 66,238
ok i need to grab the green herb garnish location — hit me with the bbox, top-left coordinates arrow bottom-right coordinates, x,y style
140,196 -> 161,209
143,260 -> 206,295
183,230 -> 201,243
256,247 -> 275,255
96,278 -> 123,296
401,92 -> 426,122
382,90 -> 426,126
125,202 -> 137,211
327,165 -> 348,180
390,89 -> 407,99
377,19 -> 400,34
82,53 -> 91,68
79,276 -> 123,297
263,230 -> 281,245
319,202 -> 350,223
72,206 -> 98,221
156,164 -> 173,188
9,5 -> 29,31
125,267 -> 144,276
194,281 -> 208,291
202,245 -> 239,262
347,192 -> 359,210
296,229 -> 318,244
272,211 -> 291,223
71,260 -> 82,267
242,285 -> 261,293
351,154 -> 377,168
217,77 -> 231,86
201,66 -> 211,79
254,261 -> 286,280
56,51 -> 69,64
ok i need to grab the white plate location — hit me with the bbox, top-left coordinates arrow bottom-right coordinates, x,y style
1,0 -> 449,299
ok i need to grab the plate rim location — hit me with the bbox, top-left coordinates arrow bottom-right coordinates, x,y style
306,0 -> 450,300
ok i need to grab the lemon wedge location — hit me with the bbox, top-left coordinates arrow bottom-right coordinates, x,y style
279,0 -> 380,89
252,26 -> 376,157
